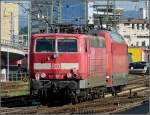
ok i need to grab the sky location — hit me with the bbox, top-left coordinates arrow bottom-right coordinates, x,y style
116,0 -> 145,11
17,0 -> 146,28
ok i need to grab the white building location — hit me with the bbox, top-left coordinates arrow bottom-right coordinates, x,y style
118,19 -> 149,47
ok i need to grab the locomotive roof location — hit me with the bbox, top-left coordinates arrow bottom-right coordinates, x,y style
31,33 -> 88,39
31,28 -> 110,38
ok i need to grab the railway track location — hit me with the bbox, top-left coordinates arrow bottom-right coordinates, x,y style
0,95 -> 39,107
0,86 -> 148,114
128,77 -> 149,84
0,74 -> 148,114
2,89 -> 147,115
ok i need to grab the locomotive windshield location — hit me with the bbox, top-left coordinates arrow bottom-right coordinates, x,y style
35,39 -> 55,52
58,39 -> 77,52
35,38 -> 77,52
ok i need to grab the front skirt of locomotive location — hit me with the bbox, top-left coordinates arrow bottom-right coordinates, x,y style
30,79 -> 79,102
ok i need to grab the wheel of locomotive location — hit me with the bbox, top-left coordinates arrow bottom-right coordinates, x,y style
91,93 -> 95,100
61,88 -> 71,104
118,86 -> 123,92
72,96 -> 78,104
111,87 -> 117,96
111,91 -> 117,96
39,89 -> 48,105
77,96 -> 82,103
71,93 -> 78,104
29,81 -> 33,96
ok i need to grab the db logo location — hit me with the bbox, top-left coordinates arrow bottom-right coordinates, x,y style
51,63 -> 60,69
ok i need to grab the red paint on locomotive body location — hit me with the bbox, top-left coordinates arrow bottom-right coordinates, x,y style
30,32 -> 128,85
30,33 -> 89,80
99,31 -> 128,87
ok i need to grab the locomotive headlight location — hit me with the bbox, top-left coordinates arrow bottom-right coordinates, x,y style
106,76 -> 110,79
66,73 -> 72,78
35,73 -> 40,80
72,67 -> 77,74
40,73 -> 46,78
53,53 -> 59,59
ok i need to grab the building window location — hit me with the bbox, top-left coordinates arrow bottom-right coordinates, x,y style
124,35 -> 130,39
132,24 -> 134,29
137,36 -> 149,38
137,24 -> 139,30
142,24 -> 144,29
136,42 -> 139,46
142,41 -> 145,47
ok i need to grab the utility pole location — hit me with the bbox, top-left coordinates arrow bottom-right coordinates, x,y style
148,0 -> 150,74
50,0 -> 54,32
58,0 -> 62,24
0,1 -> 1,107
27,1 -> 31,70
50,0 -> 54,25
85,0 -> 88,25
46,5 -> 49,33
7,49 -> 9,81
106,0 -> 109,29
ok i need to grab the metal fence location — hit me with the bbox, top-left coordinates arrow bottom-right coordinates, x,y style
0,72 -> 29,82
9,72 -> 29,81
0,72 -> 30,97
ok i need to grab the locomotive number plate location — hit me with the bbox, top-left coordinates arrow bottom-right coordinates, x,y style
51,63 -> 61,69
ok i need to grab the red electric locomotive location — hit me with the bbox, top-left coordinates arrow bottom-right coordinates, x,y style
99,31 -> 128,93
29,31 -> 128,104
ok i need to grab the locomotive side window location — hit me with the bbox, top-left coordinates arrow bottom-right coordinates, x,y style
58,39 -> 77,52
109,31 -> 125,43
90,36 -> 94,47
94,36 -> 99,48
35,39 -> 55,52
90,36 -> 106,48
90,36 -> 99,47
99,36 -> 106,48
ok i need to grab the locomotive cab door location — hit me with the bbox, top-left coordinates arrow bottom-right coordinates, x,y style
84,37 -> 90,77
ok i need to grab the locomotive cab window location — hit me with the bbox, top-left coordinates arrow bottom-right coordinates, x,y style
35,39 -> 55,52
90,36 -> 106,48
99,36 -> 106,48
58,39 -> 77,52
109,31 -> 125,43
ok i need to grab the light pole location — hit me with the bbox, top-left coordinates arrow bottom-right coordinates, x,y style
148,0 -> 150,74
27,2 -> 31,70
7,48 -> 9,81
